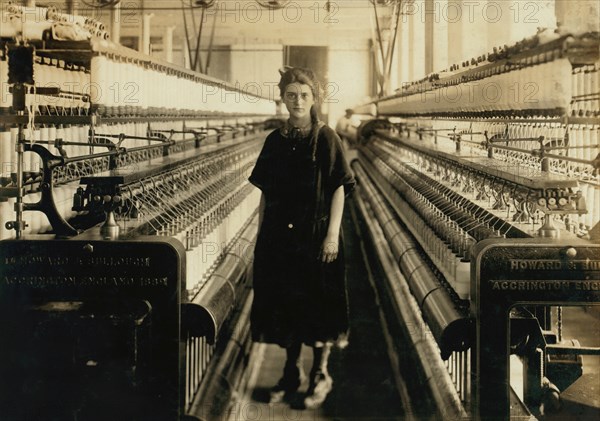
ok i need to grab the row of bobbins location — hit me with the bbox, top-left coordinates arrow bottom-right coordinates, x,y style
381,58 -> 573,115
3,54 -> 276,118
90,55 -> 275,117
571,63 -> 600,117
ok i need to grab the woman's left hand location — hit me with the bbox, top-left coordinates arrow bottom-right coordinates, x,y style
320,234 -> 339,263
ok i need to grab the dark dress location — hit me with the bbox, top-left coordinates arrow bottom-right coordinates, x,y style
248,123 -> 356,347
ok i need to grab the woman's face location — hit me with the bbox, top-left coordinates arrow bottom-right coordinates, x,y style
282,82 -> 315,122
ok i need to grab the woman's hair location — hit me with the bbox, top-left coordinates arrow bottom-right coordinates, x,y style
278,66 -> 323,161
278,66 -> 321,102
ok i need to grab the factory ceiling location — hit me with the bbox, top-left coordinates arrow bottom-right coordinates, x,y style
85,0 -> 394,47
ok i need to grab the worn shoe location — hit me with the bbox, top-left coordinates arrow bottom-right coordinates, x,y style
269,367 -> 306,404
303,372 -> 333,409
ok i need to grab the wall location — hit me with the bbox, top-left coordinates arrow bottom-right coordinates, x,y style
200,44 -> 283,102
327,41 -> 372,126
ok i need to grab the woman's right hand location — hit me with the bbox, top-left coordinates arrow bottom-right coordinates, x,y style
320,234 -> 339,263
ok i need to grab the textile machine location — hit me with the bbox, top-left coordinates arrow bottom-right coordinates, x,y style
349,31 -> 600,421
0,5 -> 273,420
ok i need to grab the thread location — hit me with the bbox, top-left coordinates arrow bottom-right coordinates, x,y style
90,55 -> 109,110
9,127 -> 18,176
0,199 -> 15,240
0,130 -> 11,179
0,57 -> 11,112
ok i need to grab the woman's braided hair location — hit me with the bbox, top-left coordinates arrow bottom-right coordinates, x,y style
278,66 -> 323,161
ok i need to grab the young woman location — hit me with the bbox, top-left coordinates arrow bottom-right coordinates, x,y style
249,66 -> 355,409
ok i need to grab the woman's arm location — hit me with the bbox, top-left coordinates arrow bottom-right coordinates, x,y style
320,185 -> 345,263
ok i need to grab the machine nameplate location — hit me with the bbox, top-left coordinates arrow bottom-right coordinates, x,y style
4,255 -> 153,267
509,259 -> 600,271
2,275 -> 169,288
474,242 -> 600,303
491,280 -> 599,291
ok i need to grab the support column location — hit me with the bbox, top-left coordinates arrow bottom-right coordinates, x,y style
507,0 -> 556,44
183,37 -> 191,69
425,0 -> 448,73
486,0 -> 511,52
556,0 -> 599,32
388,38 -> 399,93
488,0 -> 558,52
447,0 -> 495,67
111,2 -> 121,44
446,0 -> 463,66
424,0 -> 434,74
397,10 -> 410,90
555,0 -> 600,34
164,26 -> 176,63
410,1 -> 426,80
380,28 -> 391,95
462,0 -> 487,60
66,0 -> 76,14
142,13 -> 154,56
